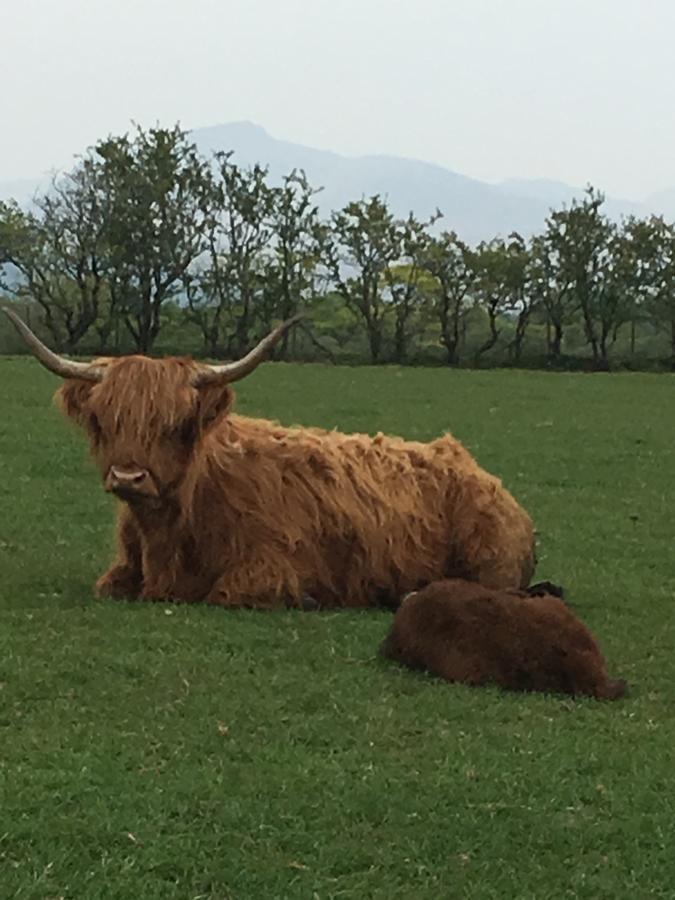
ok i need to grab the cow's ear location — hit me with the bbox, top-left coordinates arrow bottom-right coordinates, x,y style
55,381 -> 95,426
196,384 -> 234,434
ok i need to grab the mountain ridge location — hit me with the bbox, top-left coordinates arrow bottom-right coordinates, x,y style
2,121 -> 672,243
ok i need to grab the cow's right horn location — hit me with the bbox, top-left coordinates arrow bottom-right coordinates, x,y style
1,307 -> 105,382
192,314 -> 305,386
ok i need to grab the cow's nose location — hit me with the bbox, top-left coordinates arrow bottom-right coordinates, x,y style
107,466 -> 150,492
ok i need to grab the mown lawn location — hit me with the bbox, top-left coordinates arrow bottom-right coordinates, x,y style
1,358 -> 674,899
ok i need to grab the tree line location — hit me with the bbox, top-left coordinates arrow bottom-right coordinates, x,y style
2,123 -> 675,370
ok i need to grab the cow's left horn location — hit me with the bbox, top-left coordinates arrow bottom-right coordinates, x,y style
192,314 -> 305,386
1,307 -> 105,382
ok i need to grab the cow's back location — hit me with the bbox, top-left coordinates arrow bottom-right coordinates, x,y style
188,417 -> 535,606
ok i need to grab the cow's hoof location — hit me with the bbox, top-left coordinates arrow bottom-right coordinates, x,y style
95,569 -> 142,601
526,581 -> 565,600
284,593 -> 321,611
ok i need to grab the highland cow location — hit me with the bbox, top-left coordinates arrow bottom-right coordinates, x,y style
381,579 -> 627,700
4,309 -> 536,609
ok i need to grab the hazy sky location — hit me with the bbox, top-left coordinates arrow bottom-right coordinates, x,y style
2,0 -> 673,198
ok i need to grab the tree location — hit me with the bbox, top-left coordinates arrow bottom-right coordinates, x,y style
96,123 -> 214,353
472,235 -> 530,363
418,230 -> 476,365
325,196 -> 401,364
587,219 -> 650,367
260,169 -> 327,358
184,153 -> 276,357
622,216 -> 675,365
617,217 -> 656,356
0,160 -> 109,352
384,212 -> 440,364
529,231 -> 576,360
538,187 -> 625,367
502,233 -> 536,363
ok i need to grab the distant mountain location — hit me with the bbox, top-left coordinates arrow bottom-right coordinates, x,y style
192,122 -> 551,242
0,122 -> 671,243
497,177 -> 645,223
643,188 -> 675,222
497,178 -> 584,206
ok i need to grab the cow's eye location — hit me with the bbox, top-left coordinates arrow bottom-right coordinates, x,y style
89,413 -> 102,442
177,419 -> 198,445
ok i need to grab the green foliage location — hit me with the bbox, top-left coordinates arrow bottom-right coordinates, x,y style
385,211 -> 440,364
186,152 -> 276,357
0,162 -> 109,352
472,233 -> 533,363
542,188 -> 620,366
5,123 -> 675,370
325,196 -> 403,363
419,231 -> 476,364
622,215 -> 675,361
95,123 -> 214,352
2,360 -> 675,897
262,169 -> 327,346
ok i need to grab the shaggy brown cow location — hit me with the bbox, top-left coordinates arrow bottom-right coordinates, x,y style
380,579 -> 627,700
4,308 -> 536,609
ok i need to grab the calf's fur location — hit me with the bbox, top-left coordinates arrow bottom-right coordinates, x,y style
380,579 -> 627,700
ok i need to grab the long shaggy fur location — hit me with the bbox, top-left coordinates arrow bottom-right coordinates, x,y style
381,579 -> 627,700
57,356 -> 536,608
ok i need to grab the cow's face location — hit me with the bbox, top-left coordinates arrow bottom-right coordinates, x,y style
58,357 -> 234,505
2,307 -> 301,506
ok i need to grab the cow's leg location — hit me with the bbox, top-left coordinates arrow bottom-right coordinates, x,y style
95,510 -> 144,600
205,556 -> 304,609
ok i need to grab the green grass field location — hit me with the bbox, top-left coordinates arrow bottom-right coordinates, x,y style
1,359 -> 674,899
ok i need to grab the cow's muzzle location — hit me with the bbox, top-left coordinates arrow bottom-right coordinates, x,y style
105,466 -> 159,500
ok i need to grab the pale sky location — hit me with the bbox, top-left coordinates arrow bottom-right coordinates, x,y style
2,0 -> 673,199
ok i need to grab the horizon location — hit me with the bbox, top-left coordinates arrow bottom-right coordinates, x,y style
0,118 -> 665,208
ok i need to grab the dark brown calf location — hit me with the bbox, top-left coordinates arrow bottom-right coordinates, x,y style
380,579 -> 627,701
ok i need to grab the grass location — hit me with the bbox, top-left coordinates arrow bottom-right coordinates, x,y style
1,358 -> 674,899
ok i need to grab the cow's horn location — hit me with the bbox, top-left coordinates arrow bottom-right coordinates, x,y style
192,314 -> 304,386
1,307 -> 105,382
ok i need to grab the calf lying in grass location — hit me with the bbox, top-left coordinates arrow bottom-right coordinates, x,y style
380,579 -> 627,701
